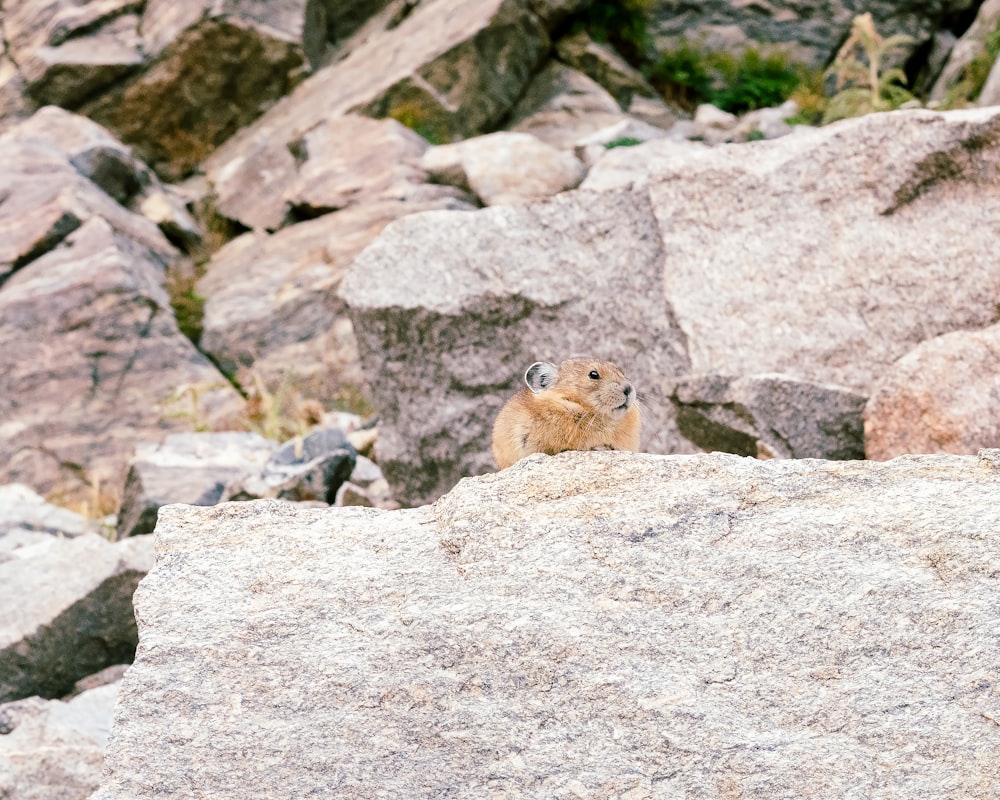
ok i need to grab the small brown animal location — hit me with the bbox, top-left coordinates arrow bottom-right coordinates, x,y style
491,358 -> 641,469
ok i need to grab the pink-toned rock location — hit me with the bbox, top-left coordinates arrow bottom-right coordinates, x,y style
420,132 -> 586,205
204,0 -> 549,212
864,324 -> 1000,460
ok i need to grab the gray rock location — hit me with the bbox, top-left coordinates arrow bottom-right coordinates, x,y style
0,533 -> 152,702
864,322 -> 1000,460
420,132 -> 587,205
0,53 -> 32,135
0,681 -> 121,800
0,216 -> 243,507
322,0 -> 396,43
229,427 -> 357,504
646,0 -> 962,70
505,60 -> 627,150
580,136 -> 707,192
649,107 -> 1000,394
204,0 -> 549,201
672,373 -> 866,460
93,451 -> 1000,798
117,433 -> 279,539
0,484 -> 98,540
340,186 -> 692,506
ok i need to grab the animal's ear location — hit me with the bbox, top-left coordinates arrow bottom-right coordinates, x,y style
524,361 -> 558,393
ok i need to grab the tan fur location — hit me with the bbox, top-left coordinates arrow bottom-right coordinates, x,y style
492,358 -> 641,469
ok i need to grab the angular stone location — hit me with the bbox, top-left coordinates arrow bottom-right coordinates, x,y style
93,452 -> 1000,798
228,428 -> 357,504
420,132 -> 587,205
84,1 -> 323,179
0,484 -> 97,539
340,187 -> 692,506
554,29 -> 658,108
864,323 -> 1000,460
198,197 -> 474,404
648,107 -> 1000,394
321,0 -> 395,43
19,13 -> 145,107
0,111 -> 179,283
0,218 -> 243,505
505,60 -> 626,150
117,433 -> 279,539
672,373 -> 866,460
204,0 -> 549,201
580,136 -> 707,192
0,533 -> 152,702
0,681 -> 120,800
207,114 -> 458,231
0,54 -> 33,135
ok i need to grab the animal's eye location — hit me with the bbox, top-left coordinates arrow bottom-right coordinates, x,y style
588,370 -> 600,380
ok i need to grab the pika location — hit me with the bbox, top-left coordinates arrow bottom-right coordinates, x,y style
491,358 -> 641,469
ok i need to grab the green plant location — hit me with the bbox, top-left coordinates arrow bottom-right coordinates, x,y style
710,48 -> 804,113
823,12 -> 915,124
387,101 -> 450,145
605,136 -> 643,149
647,41 -> 714,110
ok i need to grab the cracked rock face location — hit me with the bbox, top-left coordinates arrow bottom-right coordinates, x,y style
92,451 -> 1000,799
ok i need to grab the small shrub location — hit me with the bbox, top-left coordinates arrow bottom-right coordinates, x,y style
605,136 -> 644,149
647,41 -> 715,110
823,12 -> 915,124
710,48 -> 803,113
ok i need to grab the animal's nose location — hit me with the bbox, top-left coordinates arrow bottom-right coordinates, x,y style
622,383 -> 633,397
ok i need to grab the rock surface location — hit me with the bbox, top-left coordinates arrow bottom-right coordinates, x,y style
116,433 -> 279,539
341,186 -> 692,506
650,107 -> 1000,394
420,132 -> 587,205
0,533 -> 153,702
673,373 -> 866,460
864,322 -> 1000,460
0,217 -> 243,505
93,451 -> 1000,799
0,681 -> 121,800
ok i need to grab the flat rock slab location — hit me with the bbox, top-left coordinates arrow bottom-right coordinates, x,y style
95,451 -> 1000,799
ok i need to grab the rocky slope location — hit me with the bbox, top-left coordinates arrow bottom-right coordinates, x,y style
3,1 -> 1000,796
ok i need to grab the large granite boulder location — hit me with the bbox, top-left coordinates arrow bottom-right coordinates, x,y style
92,451 -> 1000,798
0,533 -> 153,703
81,0 -> 326,179
340,186 -> 692,506
202,0 -> 550,216
648,107 -> 1000,395
864,322 -> 1000,460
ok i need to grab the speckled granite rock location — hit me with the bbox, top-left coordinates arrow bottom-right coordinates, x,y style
93,450 -> 1000,799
